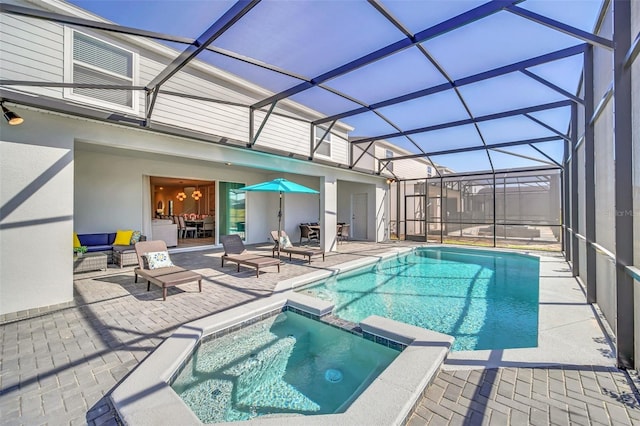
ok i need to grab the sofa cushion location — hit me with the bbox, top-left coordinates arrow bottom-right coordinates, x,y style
78,233 -> 110,246
86,245 -> 113,252
112,244 -> 136,252
73,232 -> 81,248
114,230 -> 134,245
130,230 -> 142,244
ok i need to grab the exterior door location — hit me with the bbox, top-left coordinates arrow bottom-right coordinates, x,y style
404,194 -> 427,242
352,193 -> 368,240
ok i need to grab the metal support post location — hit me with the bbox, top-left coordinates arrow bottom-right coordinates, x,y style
612,0 -> 634,369
584,45 -> 597,303
570,103 -> 579,277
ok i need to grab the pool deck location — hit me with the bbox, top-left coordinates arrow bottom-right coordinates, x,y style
0,241 -> 639,425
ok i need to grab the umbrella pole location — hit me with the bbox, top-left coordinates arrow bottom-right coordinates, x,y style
277,192 -> 282,260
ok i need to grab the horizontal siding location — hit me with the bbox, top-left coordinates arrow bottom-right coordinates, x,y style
138,55 -> 257,106
374,145 -> 430,179
330,133 -> 349,165
0,13 -> 64,99
253,110 -> 309,156
352,144 -> 376,172
139,55 -> 269,140
1,5 -> 336,156
152,92 -> 249,141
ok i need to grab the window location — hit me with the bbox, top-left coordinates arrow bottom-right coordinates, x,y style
65,29 -> 137,112
385,149 -> 394,172
427,166 -> 432,176
315,126 -> 332,158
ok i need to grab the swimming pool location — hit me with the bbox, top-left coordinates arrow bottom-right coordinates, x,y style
298,247 -> 539,351
170,310 -> 399,423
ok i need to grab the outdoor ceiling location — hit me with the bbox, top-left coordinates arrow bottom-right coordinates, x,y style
5,0 -> 607,177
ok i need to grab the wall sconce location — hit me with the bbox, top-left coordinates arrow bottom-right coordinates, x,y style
176,192 -> 186,201
192,189 -> 202,200
386,178 -> 396,185
2,102 -> 24,125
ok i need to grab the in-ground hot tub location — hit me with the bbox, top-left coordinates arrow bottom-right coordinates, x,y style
171,309 -> 399,422
110,293 -> 453,425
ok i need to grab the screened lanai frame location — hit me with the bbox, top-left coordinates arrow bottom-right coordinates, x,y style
394,167 -> 563,250
1,0 -> 638,369
0,0 -> 612,175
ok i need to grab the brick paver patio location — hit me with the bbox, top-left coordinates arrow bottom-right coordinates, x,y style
0,242 -> 638,425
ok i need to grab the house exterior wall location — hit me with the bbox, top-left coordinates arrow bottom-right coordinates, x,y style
0,0 -> 353,163
0,10 -> 64,99
0,0 -> 388,318
1,109 -> 74,315
0,106 -> 384,315
336,180 -> 379,242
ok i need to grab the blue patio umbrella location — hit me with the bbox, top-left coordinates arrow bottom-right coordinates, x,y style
237,178 -> 319,258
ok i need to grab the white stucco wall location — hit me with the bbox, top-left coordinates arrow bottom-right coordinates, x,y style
0,107 -> 387,315
1,107 -> 74,315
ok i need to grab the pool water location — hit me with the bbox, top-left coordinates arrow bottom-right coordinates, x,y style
299,247 -> 539,352
170,310 -> 399,423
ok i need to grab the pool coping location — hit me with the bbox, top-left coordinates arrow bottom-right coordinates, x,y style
273,245 -> 414,294
110,291 -> 453,426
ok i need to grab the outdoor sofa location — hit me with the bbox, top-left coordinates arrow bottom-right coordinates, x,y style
75,231 -> 145,266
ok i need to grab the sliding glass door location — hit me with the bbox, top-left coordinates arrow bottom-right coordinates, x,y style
219,182 -> 246,240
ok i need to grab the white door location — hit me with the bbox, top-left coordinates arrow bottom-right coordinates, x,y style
352,193 -> 368,240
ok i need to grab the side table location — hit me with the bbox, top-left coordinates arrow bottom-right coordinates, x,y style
74,252 -> 108,273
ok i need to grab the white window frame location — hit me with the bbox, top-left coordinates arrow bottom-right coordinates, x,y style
314,126 -> 332,159
385,149 -> 394,173
64,27 -> 139,113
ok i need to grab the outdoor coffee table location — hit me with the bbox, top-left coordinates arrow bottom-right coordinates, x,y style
73,252 -> 108,273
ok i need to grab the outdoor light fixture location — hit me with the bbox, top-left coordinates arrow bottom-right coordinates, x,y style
386,178 -> 396,185
1,102 -> 23,125
176,192 -> 186,201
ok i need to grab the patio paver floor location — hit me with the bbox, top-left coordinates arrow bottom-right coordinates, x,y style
0,241 -> 638,425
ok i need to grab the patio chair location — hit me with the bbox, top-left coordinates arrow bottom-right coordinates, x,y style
178,216 -> 197,239
133,240 -> 202,301
299,224 -> 319,244
270,231 -> 325,263
338,223 -> 350,244
220,234 -> 280,277
200,216 -> 214,238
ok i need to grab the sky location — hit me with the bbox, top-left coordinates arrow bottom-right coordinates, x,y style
66,0 -> 604,174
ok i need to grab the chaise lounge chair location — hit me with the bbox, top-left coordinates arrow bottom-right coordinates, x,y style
134,240 -> 202,301
220,234 -> 280,277
270,231 -> 325,263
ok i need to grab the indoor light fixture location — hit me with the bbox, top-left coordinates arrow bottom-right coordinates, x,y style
1,102 -> 23,125
176,192 -> 186,201
192,189 -> 202,200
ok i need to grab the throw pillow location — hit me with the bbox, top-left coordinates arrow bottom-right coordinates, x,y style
279,234 -> 293,248
130,230 -> 142,245
144,251 -> 174,269
73,232 -> 81,248
114,229 -> 134,246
